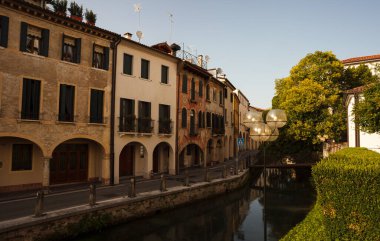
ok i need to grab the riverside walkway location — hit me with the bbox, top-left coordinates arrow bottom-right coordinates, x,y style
0,151 -> 255,222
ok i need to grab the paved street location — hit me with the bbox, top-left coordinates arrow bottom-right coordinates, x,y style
0,154 -> 255,222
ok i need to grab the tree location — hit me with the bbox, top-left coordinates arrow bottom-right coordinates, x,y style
353,81 -> 380,133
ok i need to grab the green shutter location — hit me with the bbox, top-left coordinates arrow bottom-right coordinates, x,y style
20,22 -> 28,52
41,28 -> 49,57
0,16 -> 9,48
75,38 -> 81,63
90,90 -> 97,122
97,90 -> 104,123
182,74 -> 188,93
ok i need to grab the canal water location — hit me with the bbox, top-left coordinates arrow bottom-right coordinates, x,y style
74,168 -> 316,241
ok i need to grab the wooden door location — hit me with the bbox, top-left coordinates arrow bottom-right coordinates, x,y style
120,145 -> 134,176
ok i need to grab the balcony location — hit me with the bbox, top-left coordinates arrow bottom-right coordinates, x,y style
119,116 -> 136,132
212,127 -> 225,136
158,120 -> 173,135
137,118 -> 154,133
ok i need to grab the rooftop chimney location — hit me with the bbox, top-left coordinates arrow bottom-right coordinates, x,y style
124,32 -> 133,40
170,43 -> 181,57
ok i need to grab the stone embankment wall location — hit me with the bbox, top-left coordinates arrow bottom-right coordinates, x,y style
0,170 -> 249,241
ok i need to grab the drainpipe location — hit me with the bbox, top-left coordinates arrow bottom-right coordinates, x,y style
110,36 -> 122,185
175,61 -> 181,174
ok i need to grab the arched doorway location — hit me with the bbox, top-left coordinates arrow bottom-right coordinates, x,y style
216,139 -> 223,163
207,139 -> 213,165
153,142 -> 173,174
51,138 -> 105,185
119,142 -> 147,177
179,144 -> 204,170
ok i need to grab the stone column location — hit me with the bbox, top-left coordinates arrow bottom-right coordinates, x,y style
42,157 -> 51,192
102,153 -> 110,185
146,148 -> 153,179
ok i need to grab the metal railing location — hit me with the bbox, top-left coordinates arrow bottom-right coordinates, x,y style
137,118 -> 154,133
119,116 -> 136,132
177,49 -> 208,69
158,120 -> 173,134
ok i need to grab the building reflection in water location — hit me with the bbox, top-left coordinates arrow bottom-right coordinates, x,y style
73,168 -> 315,241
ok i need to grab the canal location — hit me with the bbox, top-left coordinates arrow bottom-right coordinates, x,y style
73,168 -> 316,241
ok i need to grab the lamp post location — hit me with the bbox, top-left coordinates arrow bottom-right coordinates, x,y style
245,109 -> 287,241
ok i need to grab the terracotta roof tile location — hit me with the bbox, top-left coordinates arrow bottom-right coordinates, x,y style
342,54 -> 380,64
345,85 -> 366,94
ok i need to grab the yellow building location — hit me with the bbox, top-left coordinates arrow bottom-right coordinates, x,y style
0,0 -> 118,192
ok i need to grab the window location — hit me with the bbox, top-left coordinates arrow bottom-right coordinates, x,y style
224,109 -> 227,125
90,89 -> 104,123
21,78 -> 41,120
213,88 -> 217,102
93,44 -> 109,70
198,111 -> 203,128
206,112 -> 211,128
230,93 -> 233,103
181,108 -> 187,128
161,65 -> 168,84
12,144 -> 32,171
182,74 -> 188,93
219,90 -> 223,105
120,98 -> 135,132
0,15 -> 9,48
138,101 -> 152,133
199,80 -> 203,97
58,84 -> 75,122
20,22 -> 49,56
206,84 -> 210,100
159,104 -> 171,133
123,54 -> 133,75
224,88 -> 227,99
190,78 -> 196,101
62,35 -> 81,63
141,59 -> 150,79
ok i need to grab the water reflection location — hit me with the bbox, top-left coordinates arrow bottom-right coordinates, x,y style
73,168 -> 315,241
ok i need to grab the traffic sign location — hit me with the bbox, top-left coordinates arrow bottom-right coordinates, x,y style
237,138 -> 244,147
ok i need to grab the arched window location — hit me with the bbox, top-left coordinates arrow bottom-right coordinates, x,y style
182,108 -> 187,128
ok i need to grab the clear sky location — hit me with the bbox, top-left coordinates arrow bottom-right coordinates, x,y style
74,0 -> 380,108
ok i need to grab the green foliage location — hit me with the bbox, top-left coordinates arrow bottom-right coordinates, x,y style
342,64 -> 378,91
281,202 -> 327,241
68,1 -> 83,17
50,0 -> 68,14
353,81 -> 380,133
312,148 -> 380,240
85,9 -> 97,24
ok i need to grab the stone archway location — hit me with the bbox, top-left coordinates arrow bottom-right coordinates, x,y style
152,142 -> 174,174
119,142 -> 147,178
179,144 -> 204,170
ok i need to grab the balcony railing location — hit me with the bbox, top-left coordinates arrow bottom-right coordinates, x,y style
158,120 -> 173,134
119,116 -> 136,132
177,49 -> 208,69
138,118 -> 154,133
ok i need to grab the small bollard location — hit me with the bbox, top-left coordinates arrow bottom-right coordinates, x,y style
204,168 -> 210,182
89,183 -> 96,206
129,177 -> 136,198
222,165 -> 227,178
184,169 -> 190,187
34,190 -> 44,217
160,174 -> 167,192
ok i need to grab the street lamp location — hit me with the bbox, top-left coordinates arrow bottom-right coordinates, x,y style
245,109 -> 287,241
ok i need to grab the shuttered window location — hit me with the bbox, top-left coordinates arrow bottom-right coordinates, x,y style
199,80 -> 203,97
93,44 -> 109,70
182,74 -> 188,93
0,15 -> 9,48
62,34 -> 81,63
12,144 -> 32,171
21,79 -> 41,120
123,54 -> 133,75
20,22 -> 49,57
161,65 -> 168,84
120,98 -> 135,132
206,85 -> 210,100
141,59 -> 150,79
58,84 -> 75,122
181,108 -> 187,128
90,89 -> 104,123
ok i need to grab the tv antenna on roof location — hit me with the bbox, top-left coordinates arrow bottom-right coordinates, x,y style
168,13 -> 174,43
134,3 -> 143,42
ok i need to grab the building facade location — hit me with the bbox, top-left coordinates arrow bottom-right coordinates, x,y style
0,0 -> 118,192
114,40 -> 178,182
343,54 -> 380,153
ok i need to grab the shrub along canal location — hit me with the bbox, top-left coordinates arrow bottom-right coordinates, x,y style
72,168 -> 316,241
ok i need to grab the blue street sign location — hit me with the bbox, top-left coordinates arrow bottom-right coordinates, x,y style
237,138 -> 244,147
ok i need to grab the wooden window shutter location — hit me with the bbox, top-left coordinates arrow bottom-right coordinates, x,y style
182,74 -> 187,93
75,38 -> 81,63
20,22 -> 28,52
104,47 -> 110,70
41,28 -> 49,57
0,16 -> 9,48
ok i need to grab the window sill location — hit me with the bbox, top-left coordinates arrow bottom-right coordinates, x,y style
160,82 -> 171,86
118,131 -> 153,137
0,46 -> 5,50
91,67 -> 108,72
121,73 -> 136,78
206,99 -> 211,103
10,169 -> 34,173
139,77 -> 152,82
88,122 -> 107,126
158,133 -> 173,137
22,52 -> 45,59
61,60 -> 79,66
17,119 -> 41,123
56,121 -> 76,125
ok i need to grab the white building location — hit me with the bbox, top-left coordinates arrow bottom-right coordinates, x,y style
343,54 -> 380,153
114,38 -> 178,183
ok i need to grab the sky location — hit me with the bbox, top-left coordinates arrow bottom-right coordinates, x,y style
73,0 -> 380,108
